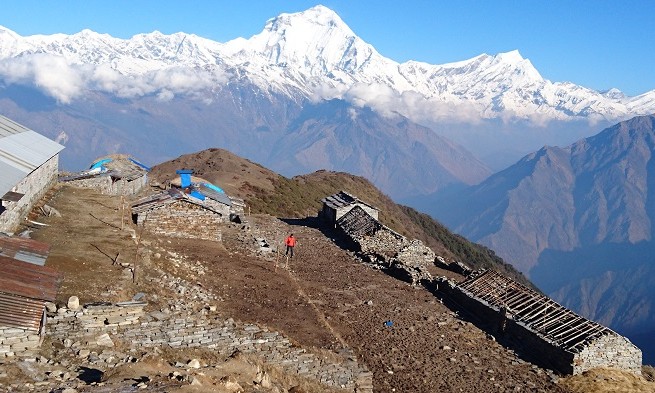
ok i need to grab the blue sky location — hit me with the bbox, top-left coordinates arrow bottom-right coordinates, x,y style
2,0 -> 653,96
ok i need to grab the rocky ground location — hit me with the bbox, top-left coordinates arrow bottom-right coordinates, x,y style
1,184 -> 653,392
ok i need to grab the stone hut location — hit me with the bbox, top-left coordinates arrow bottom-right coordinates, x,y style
131,188 -> 230,242
0,253 -> 61,358
60,154 -> 149,196
0,115 -> 64,234
336,205 -> 434,285
439,270 -> 642,375
169,170 -> 245,219
320,191 -> 379,225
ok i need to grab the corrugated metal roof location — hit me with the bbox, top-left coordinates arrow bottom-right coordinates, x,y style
0,161 -> 26,201
197,183 -> 232,206
0,116 -> 64,198
131,188 -> 183,214
0,115 -> 31,138
0,236 -> 51,266
0,256 -> 61,302
0,292 -> 44,331
0,131 -> 64,172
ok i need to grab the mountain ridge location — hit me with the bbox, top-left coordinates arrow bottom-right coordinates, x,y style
428,114 -> 655,363
0,5 -> 652,122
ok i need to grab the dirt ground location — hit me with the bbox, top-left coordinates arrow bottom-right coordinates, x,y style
3,184 -> 653,392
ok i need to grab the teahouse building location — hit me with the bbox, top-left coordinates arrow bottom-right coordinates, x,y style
131,170 -> 243,242
60,154 -> 150,196
0,116 -> 64,234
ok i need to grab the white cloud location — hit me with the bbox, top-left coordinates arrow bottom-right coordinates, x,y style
0,53 -> 228,103
338,82 -> 486,125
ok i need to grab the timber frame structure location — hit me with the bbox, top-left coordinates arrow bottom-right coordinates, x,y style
448,270 -> 642,374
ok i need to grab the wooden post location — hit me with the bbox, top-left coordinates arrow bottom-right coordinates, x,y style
133,212 -> 148,283
120,195 -> 125,230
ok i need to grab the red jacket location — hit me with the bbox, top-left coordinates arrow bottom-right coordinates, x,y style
285,236 -> 296,247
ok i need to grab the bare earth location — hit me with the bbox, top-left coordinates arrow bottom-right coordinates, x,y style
2,184 -> 653,392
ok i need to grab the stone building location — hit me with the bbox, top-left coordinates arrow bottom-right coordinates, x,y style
169,170 -> 245,219
131,188 -> 228,242
320,191 -> 379,225
0,115 -> 64,234
439,269 -> 642,375
336,205 -> 434,285
0,252 -> 61,358
60,154 -> 149,196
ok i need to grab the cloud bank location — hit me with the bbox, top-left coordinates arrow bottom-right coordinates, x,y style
0,53 -> 227,104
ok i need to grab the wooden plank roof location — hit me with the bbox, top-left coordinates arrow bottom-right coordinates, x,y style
457,270 -> 614,353
322,191 -> 379,211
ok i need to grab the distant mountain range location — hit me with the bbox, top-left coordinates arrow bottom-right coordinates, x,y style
0,5 -> 654,198
429,115 -> 655,363
2,4 -> 655,363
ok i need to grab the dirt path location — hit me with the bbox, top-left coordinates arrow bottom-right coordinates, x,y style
169,215 -> 566,393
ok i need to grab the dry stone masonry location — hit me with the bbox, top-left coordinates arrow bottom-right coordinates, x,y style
46,299 -> 371,392
435,270 -> 642,375
336,205 -> 434,285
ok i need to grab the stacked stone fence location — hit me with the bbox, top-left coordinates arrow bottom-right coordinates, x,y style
0,326 -> 42,358
46,302 -> 372,392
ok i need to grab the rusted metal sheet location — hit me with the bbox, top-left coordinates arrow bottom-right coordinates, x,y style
0,292 -> 44,331
1,191 -> 24,202
0,256 -> 61,302
0,236 -> 50,265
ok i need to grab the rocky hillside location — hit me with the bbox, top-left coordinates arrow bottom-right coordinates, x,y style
150,147 -> 529,286
429,114 -> 655,363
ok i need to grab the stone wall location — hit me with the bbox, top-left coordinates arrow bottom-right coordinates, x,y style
573,334 -> 642,375
136,200 -> 224,241
337,207 -> 434,285
0,326 -> 42,358
46,303 -> 372,392
0,154 -> 59,233
64,175 -> 147,196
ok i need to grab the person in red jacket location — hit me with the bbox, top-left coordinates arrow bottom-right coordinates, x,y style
285,234 -> 296,258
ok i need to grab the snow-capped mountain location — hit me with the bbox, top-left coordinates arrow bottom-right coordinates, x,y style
0,5 -> 652,122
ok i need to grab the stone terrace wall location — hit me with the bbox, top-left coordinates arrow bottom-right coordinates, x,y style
138,201 -> 222,242
0,326 -> 42,358
47,303 -> 372,392
1,155 -> 59,233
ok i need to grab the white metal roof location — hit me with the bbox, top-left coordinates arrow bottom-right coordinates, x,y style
0,116 -> 64,198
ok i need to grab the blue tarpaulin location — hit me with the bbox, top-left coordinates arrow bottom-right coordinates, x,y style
203,182 -> 225,194
176,169 -> 193,188
189,190 -> 205,201
90,158 -> 112,171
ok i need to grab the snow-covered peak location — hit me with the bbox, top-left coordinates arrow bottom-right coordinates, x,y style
0,8 -> 652,122
227,4 -> 382,78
